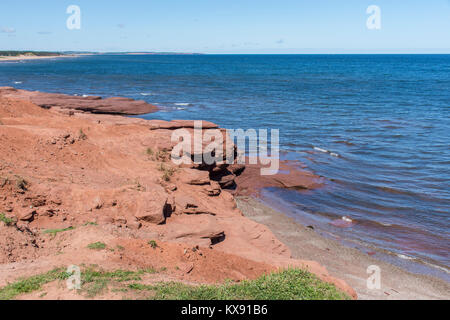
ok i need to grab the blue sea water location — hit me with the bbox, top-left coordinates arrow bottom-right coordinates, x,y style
1,54 -> 449,277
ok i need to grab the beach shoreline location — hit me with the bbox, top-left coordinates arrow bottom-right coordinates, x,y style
0,86 -> 448,300
237,196 -> 450,300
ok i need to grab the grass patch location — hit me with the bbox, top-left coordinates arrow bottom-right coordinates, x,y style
146,148 -> 154,156
42,226 -> 75,236
79,129 -> 87,140
0,268 -> 70,300
157,163 -> 175,182
134,180 -> 146,192
15,175 -> 28,191
0,268 -> 349,300
80,268 -> 157,298
154,149 -> 170,162
128,269 -> 349,300
87,242 -> 107,250
83,222 -> 98,226
0,267 -> 159,300
148,240 -> 158,249
0,213 -> 15,226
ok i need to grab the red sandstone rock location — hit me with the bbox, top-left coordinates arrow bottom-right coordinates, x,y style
218,174 -> 236,188
134,193 -> 169,224
180,168 -> 210,185
0,87 -> 158,115
0,89 -> 356,299
203,181 -> 221,197
114,216 -> 127,225
175,194 -> 198,211
147,119 -> 219,130
234,160 -> 324,196
126,220 -> 142,230
19,209 -> 35,221
97,216 -> 114,225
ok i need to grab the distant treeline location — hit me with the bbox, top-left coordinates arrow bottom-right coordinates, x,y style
0,51 -> 62,57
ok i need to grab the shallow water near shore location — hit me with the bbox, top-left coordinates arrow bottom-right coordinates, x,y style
1,54 -> 449,279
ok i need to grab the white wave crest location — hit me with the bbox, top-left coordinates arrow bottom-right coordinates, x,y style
314,146 -> 340,157
313,147 -> 328,153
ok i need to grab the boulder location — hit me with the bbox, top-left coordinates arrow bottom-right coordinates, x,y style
180,169 -> 210,185
19,209 -> 35,221
167,216 -> 225,245
203,181 -> 222,197
127,220 -> 142,230
218,174 -> 236,188
134,193 -> 169,224
228,163 -> 245,175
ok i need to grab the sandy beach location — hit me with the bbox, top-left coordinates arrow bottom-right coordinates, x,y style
237,196 -> 450,300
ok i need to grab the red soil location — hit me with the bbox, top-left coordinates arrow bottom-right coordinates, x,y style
0,88 -> 356,299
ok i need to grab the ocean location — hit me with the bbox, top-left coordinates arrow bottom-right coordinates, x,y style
1,54 -> 449,279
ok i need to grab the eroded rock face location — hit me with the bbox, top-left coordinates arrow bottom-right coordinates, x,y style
203,181 -> 221,197
19,209 -> 35,222
0,89 -> 356,299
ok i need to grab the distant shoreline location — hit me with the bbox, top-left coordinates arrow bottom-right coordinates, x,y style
0,53 -> 92,62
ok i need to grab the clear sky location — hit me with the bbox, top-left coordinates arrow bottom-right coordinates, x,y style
1,0 -> 449,53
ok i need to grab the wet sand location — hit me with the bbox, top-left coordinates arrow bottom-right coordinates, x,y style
237,196 -> 450,300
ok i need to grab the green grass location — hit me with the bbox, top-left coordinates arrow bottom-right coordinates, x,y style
0,268 -> 70,300
87,242 -> 107,250
0,268 -> 349,300
157,163 -> 175,182
128,269 -> 349,300
42,226 -> 75,236
80,268 -> 157,297
148,240 -> 158,249
0,213 -> 15,226
0,267 -> 158,300
79,129 -> 87,140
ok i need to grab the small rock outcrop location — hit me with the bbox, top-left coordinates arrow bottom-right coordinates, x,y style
0,87 -> 158,115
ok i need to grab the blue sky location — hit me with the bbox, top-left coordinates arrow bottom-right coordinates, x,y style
1,0 -> 449,53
